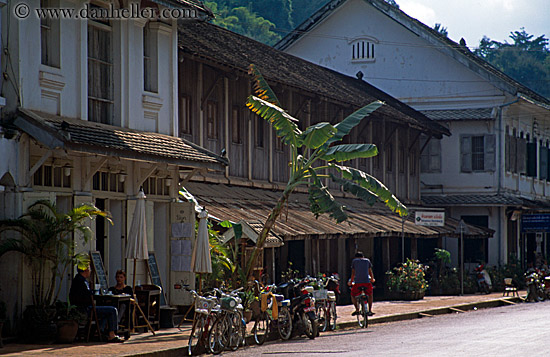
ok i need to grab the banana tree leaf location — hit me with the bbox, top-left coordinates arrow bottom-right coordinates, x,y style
331,164 -> 408,217
297,122 -> 337,149
248,64 -> 281,107
321,143 -> 378,162
246,95 -> 301,146
326,101 -> 383,146
330,174 -> 378,206
308,182 -> 348,223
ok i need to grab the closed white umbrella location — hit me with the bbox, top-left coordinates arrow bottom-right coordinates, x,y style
191,209 -> 212,291
126,189 -> 149,289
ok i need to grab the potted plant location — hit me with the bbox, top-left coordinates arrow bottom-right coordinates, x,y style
0,200 -> 111,342
239,290 -> 256,323
54,300 -> 87,343
385,258 -> 428,300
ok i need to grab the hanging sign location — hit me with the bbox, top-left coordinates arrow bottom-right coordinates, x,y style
415,211 -> 445,226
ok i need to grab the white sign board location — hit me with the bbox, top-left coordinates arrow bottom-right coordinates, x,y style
415,211 -> 445,226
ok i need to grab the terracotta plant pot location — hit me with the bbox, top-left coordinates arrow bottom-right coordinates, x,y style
56,320 -> 79,343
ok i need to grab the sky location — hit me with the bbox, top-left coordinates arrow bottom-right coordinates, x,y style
396,0 -> 550,49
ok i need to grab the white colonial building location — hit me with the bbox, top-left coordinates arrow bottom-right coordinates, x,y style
0,0 -> 225,325
275,0 -> 550,269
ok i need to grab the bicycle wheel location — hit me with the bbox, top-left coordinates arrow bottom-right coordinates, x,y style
228,311 -> 245,351
253,311 -> 269,345
328,301 -> 337,331
316,303 -> 328,332
208,314 -> 229,355
277,306 -> 292,340
303,312 -> 317,340
357,297 -> 368,328
188,315 -> 205,356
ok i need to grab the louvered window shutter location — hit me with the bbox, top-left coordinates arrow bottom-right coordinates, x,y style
510,136 -> 517,173
517,137 -> 527,174
539,146 -> 548,180
505,135 -> 510,172
460,135 -> 472,172
484,134 -> 496,171
527,142 -> 537,177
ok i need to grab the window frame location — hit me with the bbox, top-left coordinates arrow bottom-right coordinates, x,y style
143,22 -> 158,93
179,94 -> 191,136
40,0 -> 60,68
350,37 -> 377,63
206,100 -> 218,140
88,18 -> 114,124
231,105 -> 242,144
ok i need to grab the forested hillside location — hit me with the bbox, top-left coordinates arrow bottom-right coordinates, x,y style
474,29 -> 550,99
205,0 -> 328,45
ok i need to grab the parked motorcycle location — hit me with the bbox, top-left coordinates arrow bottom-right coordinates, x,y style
276,278 -> 318,340
474,264 -> 492,294
525,269 -> 546,302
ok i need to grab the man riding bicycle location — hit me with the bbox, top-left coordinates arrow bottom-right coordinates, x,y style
348,251 -> 375,316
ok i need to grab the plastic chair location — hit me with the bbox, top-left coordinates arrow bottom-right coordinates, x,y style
503,278 -> 519,297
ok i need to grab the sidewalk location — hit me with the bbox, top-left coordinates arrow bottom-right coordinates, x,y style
0,291 -> 524,356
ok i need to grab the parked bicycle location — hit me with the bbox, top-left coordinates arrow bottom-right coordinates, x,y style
187,289 -> 220,356
314,274 -> 339,332
207,288 -> 246,354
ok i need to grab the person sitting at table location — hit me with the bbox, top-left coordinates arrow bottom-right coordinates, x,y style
69,264 -> 124,343
109,270 -> 133,324
109,270 -> 133,295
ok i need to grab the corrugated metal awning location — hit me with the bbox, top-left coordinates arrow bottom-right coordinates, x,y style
184,183 -> 493,240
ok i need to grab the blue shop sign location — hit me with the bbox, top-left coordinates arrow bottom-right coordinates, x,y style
521,214 -> 550,232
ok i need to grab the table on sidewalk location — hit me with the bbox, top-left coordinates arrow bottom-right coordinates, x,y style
94,294 -> 131,338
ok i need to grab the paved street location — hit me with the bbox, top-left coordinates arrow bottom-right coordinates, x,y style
0,292 -> 525,356
227,300 -> 550,357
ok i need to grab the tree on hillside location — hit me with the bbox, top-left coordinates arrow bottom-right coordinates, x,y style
474,28 -> 550,98
243,64 -> 408,279
206,2 -> 282,45
433,23 -> 448,37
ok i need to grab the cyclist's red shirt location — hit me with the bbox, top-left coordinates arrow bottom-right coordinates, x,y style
351,283 -> 373,297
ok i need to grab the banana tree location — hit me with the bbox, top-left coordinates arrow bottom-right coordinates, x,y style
244,64 -> 408,280
0,200 -> 111,308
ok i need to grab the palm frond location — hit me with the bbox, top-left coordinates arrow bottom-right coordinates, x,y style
248,64 -> 281,106
331,164 -> 408,217
326,101 -> 384,146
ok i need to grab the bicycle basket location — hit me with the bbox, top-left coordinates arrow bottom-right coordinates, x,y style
220,296 -> 238,311
312,289 -> 328,300
195,296 -> 214,314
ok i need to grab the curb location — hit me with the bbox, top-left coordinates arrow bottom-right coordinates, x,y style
137,296 -> 524,356
336,296 -> 523,330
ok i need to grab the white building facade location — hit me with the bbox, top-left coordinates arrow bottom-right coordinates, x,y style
0,0 -> 224,323
276,0 -> 550,269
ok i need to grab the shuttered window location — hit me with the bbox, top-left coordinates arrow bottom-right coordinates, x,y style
539,145 -> 548,180
420,137 -> 441,173
527,142 -> 537,177
88,20 -> 113,124
517,137 -> 527,174
460,134 -> 495,172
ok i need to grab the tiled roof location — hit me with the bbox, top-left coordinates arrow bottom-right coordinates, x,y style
15,109 -> 228,170
184,182 -> 493,239
178,21 -> 450,139
275,0 -> 550,107
422,194 -> 524,206
421,108 -> 495,121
